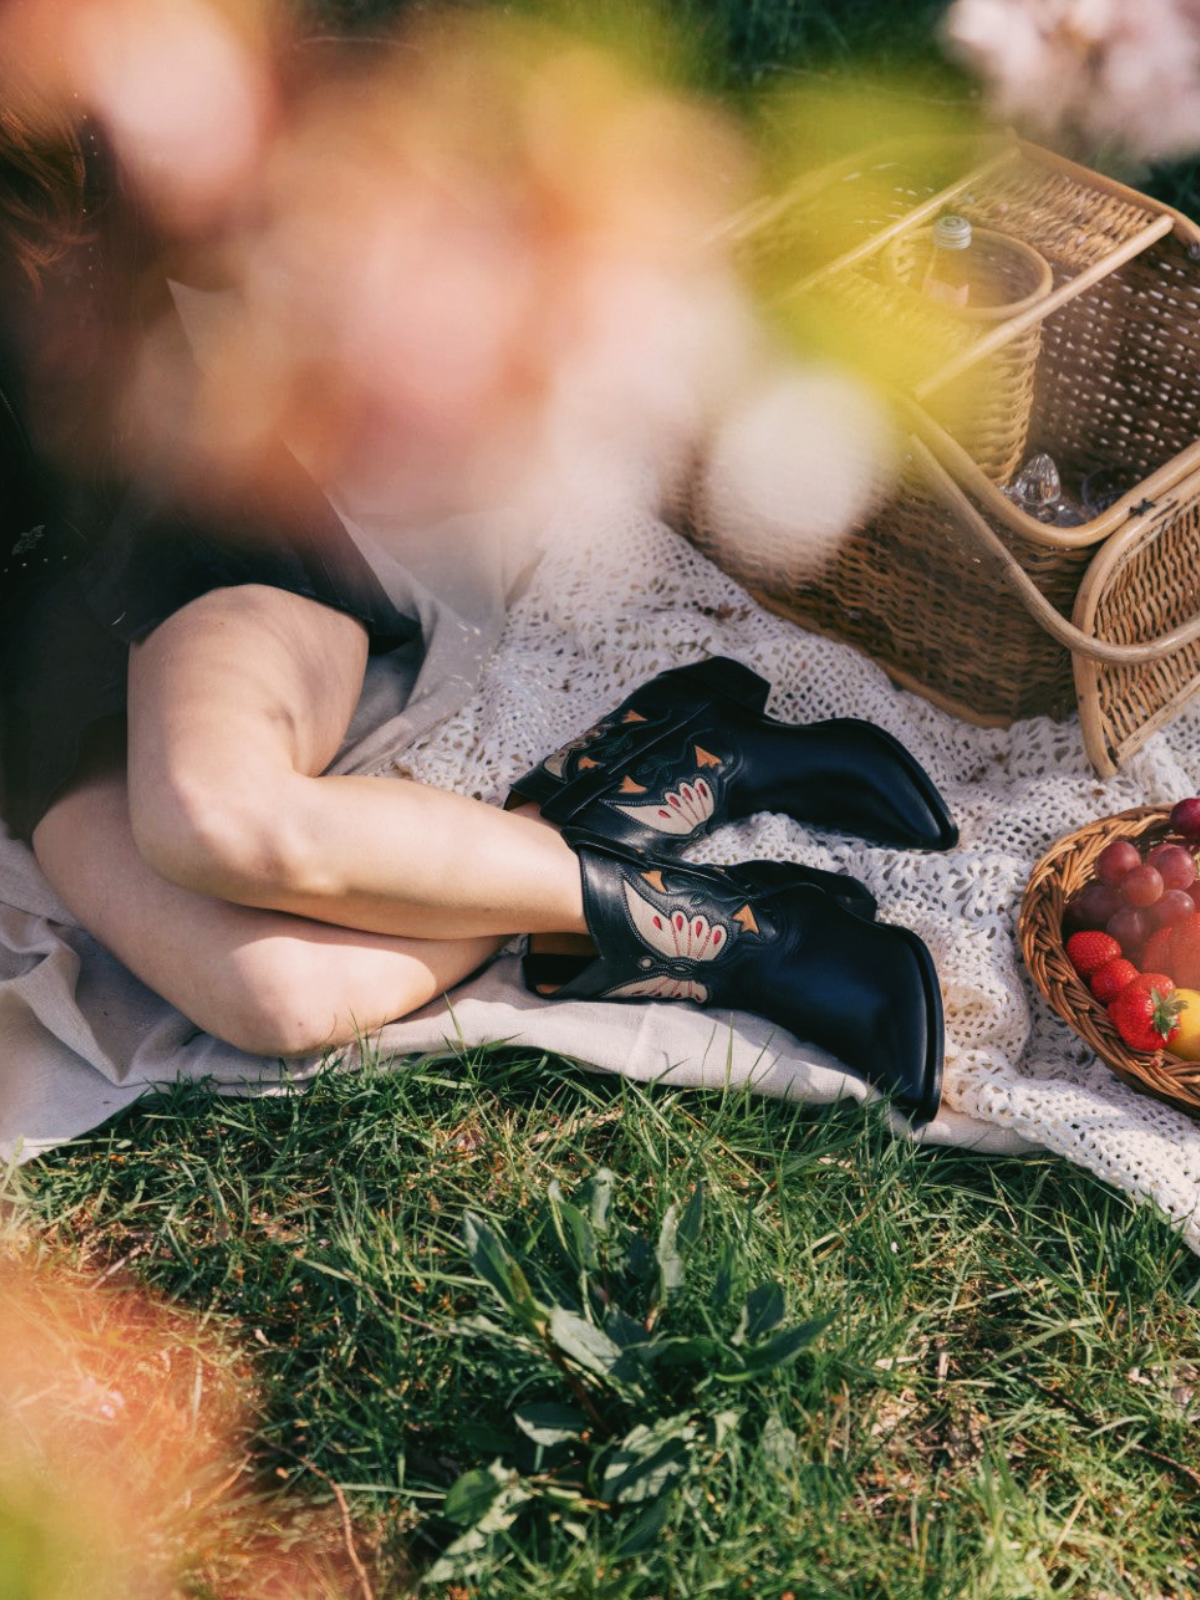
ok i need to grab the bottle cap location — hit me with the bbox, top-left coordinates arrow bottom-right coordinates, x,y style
933,214 -> 972,251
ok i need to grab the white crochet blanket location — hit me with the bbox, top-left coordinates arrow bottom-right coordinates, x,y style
4,468 -> 1200,1255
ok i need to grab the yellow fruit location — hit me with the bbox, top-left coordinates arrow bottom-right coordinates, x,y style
1169,988 -> 1200,1060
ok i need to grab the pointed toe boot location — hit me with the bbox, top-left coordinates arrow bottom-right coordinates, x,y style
528,833 -> 943,1126
511,656 -> 957,855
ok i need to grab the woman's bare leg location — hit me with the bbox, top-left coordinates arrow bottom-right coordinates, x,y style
124,584 -> 588,940
32,752 -> 505,1057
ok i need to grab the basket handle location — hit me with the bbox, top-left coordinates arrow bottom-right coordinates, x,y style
909,434 -> 1200,666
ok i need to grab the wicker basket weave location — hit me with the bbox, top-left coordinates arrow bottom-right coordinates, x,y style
685,134 -> 1200,775
1019,806 -> 1200,1118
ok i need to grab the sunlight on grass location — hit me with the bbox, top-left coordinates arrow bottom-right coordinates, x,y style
12,1050 -> 1200,1597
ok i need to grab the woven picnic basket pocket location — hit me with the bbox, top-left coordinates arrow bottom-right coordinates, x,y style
882,226 -> 1051,482
1019,807 -> 1200,1119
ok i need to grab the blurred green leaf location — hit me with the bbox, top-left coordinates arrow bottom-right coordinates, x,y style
443,1463 -> 508,1528
601,1417 -> 698,1504
740,1281 -> 786,1344
656,1205 -> 685,1301
604,1305 -> 650,1348
678,1182 -> 704,1248
463,1213 -> 541,1323
547,1181 -> 599,1274
513,1402 -> 587,1446
429,1469 -> 532,1583
613,1494 -> 673,1557
722,1315 -> 834,1382
657,1185 -> 703,1304
637,1334 -> 720,1369
761,1410 -> 800,1471
712,1241 -> 736,1312
707,1408 -> 744,1450
548,1307 -> 625,1376
578,1168 -> 615,1237
623,1231 -> 658,1283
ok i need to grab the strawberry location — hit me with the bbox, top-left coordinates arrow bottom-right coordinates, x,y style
1065,930 -> 1122,979
1090,957 -> 1139,1004
1169,913 -> 1200,989
1108,973 -> 1181,1052
1141,923 -> 1176,977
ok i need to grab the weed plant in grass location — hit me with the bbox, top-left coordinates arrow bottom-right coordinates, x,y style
16,1049 -> 1200,1598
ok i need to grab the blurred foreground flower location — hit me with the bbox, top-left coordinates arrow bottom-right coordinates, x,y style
1,0 -> 912,571
944,0 -> 1200,161
181,10 -> 762,524
0,0 -> 276,236
693,363 -> 897,582
0,1239 -> 374,1598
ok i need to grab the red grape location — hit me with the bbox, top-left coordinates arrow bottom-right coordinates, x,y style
1094,839 -> 1142,884
1146,888 -> 1197,929
1170,797 -> 1200,839
1145,841 -> 1197,890
1064,881 -> 1124,932
1107,905 -> 1149,954
1121,863 -> 1164,907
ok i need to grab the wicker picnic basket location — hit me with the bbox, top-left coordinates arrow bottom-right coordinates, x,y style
1018,806 -> 1200,1118
685,134 -> 1200,776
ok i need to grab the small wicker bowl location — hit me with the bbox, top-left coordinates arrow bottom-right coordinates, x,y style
1019,805 -> 1200,1118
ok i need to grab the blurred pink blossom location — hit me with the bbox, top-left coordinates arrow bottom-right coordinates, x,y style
944,0 -> 1200,160
0,0 -> 276,236
1,0 -> 896,558
179,13 -> 764,524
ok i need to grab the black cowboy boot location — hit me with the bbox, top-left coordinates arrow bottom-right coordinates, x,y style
510,656 -> 958,855
526,832 -> 943,1126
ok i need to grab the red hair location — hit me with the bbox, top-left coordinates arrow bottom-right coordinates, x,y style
0,90 -> 91,291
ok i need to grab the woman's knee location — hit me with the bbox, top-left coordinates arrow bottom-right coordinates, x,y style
128,762 -> 321,902
203,938 -> 370,1058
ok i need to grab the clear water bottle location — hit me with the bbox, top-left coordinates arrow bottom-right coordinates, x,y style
1004,451 -> 1089,525
921,214 -> 973,308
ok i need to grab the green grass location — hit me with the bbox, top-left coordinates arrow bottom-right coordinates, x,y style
13,1051 -> 1200,1597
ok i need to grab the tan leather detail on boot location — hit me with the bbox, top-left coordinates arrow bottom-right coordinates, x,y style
732,904 -> 760,934
622,710 -> 648,723
619,775 -> 648,793
694,745 -> 722,767
641,869 -> 667,892
578,757 -> 600,770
